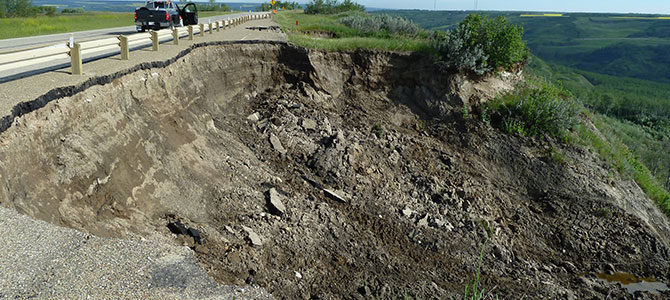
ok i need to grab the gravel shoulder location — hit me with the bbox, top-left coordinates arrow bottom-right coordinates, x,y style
0,205 -> 272,299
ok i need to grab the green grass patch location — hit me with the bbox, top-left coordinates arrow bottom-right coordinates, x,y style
0,13 -> 132,39
0,11 -> 238,40
273,10 -> 432,52
288,32 -> 431,51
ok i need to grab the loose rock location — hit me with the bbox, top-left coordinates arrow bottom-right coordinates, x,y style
167,221 -> 188,235
402,206 -> 415,217
247,112 -> 261,122
269,133 -> 287,155
323,189 -> 347,203
267,188 -> 287,216
301,118 -> 317,130
242,226 -> 263,247
417,215 -> 429,227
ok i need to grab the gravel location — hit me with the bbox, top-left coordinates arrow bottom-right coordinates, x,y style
0,205 -> 272,299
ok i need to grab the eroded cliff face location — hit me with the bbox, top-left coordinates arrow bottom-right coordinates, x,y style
1,41 -> 668,299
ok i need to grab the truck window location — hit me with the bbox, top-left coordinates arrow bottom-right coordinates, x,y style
147,1 -> 166,9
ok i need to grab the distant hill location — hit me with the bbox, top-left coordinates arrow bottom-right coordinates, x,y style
33,0 -> 275,12
374,10 -> 670,83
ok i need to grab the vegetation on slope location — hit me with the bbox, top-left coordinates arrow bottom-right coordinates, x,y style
485,79 -> 577,138
376,10 -> 670,84
433,14 -> 528,75
276,9 -> 529,76
528,57 -> 670,195
361,9 -> 670,216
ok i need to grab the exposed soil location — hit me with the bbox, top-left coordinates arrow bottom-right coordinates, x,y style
1,41 -> 669,299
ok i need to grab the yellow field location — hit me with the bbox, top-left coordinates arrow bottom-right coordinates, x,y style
520,13 -> 564,17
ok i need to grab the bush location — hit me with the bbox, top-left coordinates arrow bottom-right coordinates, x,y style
339,14 -> 420,38
38,5 -> 55,16
0,0 -> 35,17
60,8 -> 84,14
199,0 -> 231,12
258,1 -> 300,11
305,0 -> 364,15
435,14 -> 529,75
486,82 -> 578,138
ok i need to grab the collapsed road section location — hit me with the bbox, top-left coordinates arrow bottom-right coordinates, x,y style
1,41 -> 669,299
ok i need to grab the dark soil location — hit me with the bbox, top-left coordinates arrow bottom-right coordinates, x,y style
1,42 -> 669,299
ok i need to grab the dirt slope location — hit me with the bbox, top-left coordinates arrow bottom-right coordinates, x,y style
1,41 -> 669,299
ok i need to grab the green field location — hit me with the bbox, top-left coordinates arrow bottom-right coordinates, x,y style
0,11 -> 236,40
273,10 -> 432,52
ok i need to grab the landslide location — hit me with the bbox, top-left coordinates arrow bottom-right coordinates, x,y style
1,41 -> 669,299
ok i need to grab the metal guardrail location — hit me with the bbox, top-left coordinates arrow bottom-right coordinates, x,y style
0,12 -> 270,78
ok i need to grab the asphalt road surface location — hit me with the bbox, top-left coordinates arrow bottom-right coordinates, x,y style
0,11 -> 268,82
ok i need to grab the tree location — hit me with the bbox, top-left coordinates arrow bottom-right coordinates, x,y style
305,0 -> 364,14
0,0 -> 36,17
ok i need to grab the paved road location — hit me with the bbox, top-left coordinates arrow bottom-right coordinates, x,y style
0,11 -> 269,82
0,12 -> 263,52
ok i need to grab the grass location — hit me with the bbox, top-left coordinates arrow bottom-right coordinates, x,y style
0,11 -> 237,40
575,115 -> 670,214
273,10 -> 433,52
0,13 -> 131,39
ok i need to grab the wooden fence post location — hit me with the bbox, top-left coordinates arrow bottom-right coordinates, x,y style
172,28 -> 179,45
199,24 -> 205,37
209,22 -> 213,34
151,31 -> 159,51
188,25 -> 194,40
215,21 -> 219,32
70,42 -> 82,75
119,35 -> 129,60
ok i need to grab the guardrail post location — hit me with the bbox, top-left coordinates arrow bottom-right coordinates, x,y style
215,21 -> 220,32
199,24 -> 204,37
209,22 -> 213,34
150,31 -> 159,51
188,25 -> 194,40
172,28 -> 179,45
119,35 -> 129,60
70,42 -> 82,75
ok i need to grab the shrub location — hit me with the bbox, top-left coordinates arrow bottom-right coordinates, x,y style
199,0 -> 231,12
258,1 -> 300,11
486,82 -> 578,138
38,5 -> 55,16
339,14 -> 420,38
305,0 -> 364,15
435,14 -> 529,75
433,22 -> 490,75
0,0 -> 35,17
60,8 -> 84,14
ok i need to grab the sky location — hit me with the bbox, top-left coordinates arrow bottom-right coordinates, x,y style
337,0 -> 670,14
